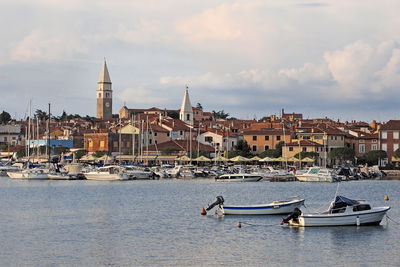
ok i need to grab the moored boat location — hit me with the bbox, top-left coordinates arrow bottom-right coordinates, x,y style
296,167 -> 339,182
282,195 -> 390,226
215,173 -> 263,182
84,165 -> 131,181
206,196 -> 305,215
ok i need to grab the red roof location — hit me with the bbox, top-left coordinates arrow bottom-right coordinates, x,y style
381,120 -> 400,130
286,140 -> 323,147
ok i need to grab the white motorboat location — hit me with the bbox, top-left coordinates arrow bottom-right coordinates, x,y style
84,166 -> 131,181
125,166 -> 153,179
206,196 -> 305,215
296,167 -> 339,182
166,165 -> 183,178
7,168 -> 48,180
215,173 -> 263,182
0,164 -> 21,177
282,195 -> 390,226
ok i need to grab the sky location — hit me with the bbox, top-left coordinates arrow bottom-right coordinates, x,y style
0,0 -> 399,122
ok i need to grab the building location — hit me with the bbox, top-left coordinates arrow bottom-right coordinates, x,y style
282,140 -> 323,160
0,125 -> 21,146
97,61 -> 113,119
179,87 -> 194,125
242,129 -> 291,154
379,120 -> 400,164
198,130 -> 238,154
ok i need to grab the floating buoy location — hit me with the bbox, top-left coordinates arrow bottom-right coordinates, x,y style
384,194 -> 389,201
237,221 -> 242,228
201,207 -> 207,215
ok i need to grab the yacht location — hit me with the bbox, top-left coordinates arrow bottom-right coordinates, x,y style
84,166 -> 132,181
296,167 -> 339,182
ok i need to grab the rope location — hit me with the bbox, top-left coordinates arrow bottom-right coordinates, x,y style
239,221 -> 280,227
386,215 -> 400,225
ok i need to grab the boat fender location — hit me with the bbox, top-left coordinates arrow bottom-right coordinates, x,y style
281,208 -> 302,225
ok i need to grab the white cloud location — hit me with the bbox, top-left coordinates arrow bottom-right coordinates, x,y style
118,87 -> 168,106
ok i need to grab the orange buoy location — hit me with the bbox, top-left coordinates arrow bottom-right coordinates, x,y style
237,221 -> 242,228
201,207 -> 207,215
384,194 -> 389,201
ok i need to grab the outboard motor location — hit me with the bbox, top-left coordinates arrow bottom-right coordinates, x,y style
281,208 -> 302,224
206,196 -> 224,211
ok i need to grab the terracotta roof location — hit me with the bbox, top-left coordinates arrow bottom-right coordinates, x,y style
286,140 -> 323,147
242,129 -> 285,135
381,120 -> 400,130
147,140 -> 214,152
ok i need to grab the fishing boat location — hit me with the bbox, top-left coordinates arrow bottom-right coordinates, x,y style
282,195 -> 390,226
215,173 -> 263,182
206,196 -> 305,215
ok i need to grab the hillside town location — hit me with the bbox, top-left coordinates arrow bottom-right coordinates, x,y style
1,61 -> 400,169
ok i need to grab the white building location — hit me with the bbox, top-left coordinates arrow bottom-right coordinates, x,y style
179,87 -> 194,125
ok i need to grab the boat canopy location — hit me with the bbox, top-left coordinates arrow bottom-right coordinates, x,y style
330,196 -> 360,213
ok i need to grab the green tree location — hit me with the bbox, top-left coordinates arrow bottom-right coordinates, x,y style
0,111 -> 11,124
228,140 -> 251,157
359,150 -> 387,165
258,141 -> 285,159
394,148 -> 400,158
59,110 -> 68,121
167,111 -> 179,119
329,147 -> 355,164
196,103 -> 203,110
16,147 -> 25,158
53,146 -> 70,155
34,109 -> 48,121
75,149 -> 88,159
212,110 -> 229,120
294,151 -> 319,159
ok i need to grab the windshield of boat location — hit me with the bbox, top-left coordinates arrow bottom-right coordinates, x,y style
329,196 -> 360,213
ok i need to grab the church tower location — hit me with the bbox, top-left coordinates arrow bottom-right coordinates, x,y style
97,60 -> 113,119
179,86 -> 194,125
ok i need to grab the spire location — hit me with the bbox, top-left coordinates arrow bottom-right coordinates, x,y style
98,60 -> 111,84
180,86 -> 192,113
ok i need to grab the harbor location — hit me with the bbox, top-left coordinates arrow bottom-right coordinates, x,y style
0,178 -> 398,266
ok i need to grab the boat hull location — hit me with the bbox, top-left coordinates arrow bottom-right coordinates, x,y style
221,199 -> 305,215
215,174 -> 263,182
290,207 -> 390,226
84,173 -> 130,181
296,174 -> 334,182
7,171 -> 48,180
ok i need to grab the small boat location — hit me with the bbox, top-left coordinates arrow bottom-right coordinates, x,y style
84,165 -> 132,181
206,196 -> 305,215
215,173 -> 263,182
282,195 -> 390,226
296,167 -> 339,182
7,168 -> 48,180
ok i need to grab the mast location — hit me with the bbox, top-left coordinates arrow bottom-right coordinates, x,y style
27,100 -> 31,168
189,126 -> 192,165
197,125 -> 200,158
47,103 -> 51,164
36,116 -> 39,163
132,114 -> 135,164
146,115 -> 149,165
118,118 -> 122,166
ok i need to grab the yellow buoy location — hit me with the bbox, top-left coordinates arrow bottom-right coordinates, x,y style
384,194 -> 389,201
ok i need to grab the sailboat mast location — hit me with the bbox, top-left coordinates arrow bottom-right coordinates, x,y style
47,103 -> 51,164
132,114 -> 135,164
27,100 -> 31,167
36,116 -> 39,163
118,118 -> 122,166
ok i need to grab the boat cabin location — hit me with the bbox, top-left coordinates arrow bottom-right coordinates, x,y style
328,196 -> 371,214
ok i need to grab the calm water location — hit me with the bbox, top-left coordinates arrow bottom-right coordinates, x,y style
0,178 -> 399,266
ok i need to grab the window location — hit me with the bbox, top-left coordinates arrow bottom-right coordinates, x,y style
252,145 -> 257,152
394,131 -> 399,139
98,93 -> 101,98
341,136 -> 343,140
264,145 -> 269,151
335,136 -> 337,140
382,143 -> 387,151
187,114 -> 190,121
371,144 -> 377,150
149,139 -> 152,144
100,140 -> 105,148
359,139 -> 365,143
155,140 -> 158,145
205,137 -> 213,143
89,140 -> 93,148
303,136 -> 310,140
372,139 -> 377,143
314,136 -> 322,140
3,137 -> 7,142
289,147 -> 293,152
232,141 -> 234,147
154,132 -> 157,136
265,136 -> 269,141
302,147 -> 307,152
253,136 -> 257,141
180,131 -> 183,135
359,144 -> 365,153
167,132 -> 170,137
394,144 -> 399,151
276,136 -> 281,141
382,131 -> 387,139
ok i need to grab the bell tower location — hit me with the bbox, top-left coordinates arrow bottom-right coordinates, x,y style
179,86 -> 194,125
97,60 -> 113,119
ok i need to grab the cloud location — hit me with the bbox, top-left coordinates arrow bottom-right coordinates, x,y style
118,87 -> 168,106
9,30 -> 88,63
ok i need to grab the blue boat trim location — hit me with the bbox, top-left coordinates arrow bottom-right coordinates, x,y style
223,202 -> 294,210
